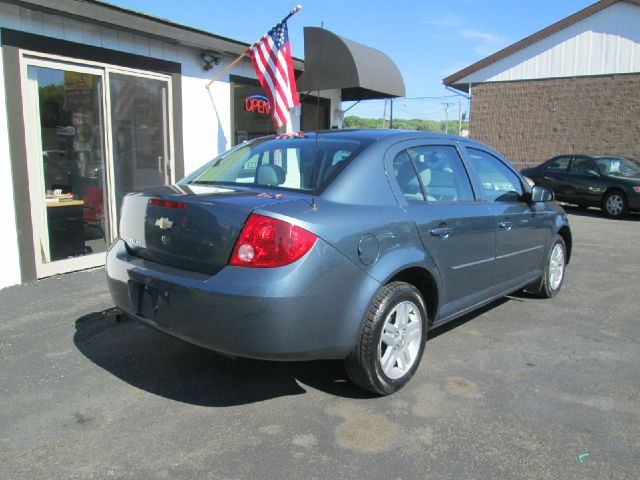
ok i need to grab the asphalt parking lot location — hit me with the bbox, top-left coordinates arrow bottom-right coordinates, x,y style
1,208 -> 639,480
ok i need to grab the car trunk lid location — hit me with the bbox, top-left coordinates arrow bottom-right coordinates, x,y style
119,184 -> 299,274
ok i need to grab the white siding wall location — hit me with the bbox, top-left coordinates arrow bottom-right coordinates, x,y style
0,36 -> 22,289
0,3 -> 337,287
0,2 -> 247,170
458,2 -> 640,84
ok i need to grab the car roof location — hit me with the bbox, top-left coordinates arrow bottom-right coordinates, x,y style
268,129 -> 472,143
551,154 -> 630,160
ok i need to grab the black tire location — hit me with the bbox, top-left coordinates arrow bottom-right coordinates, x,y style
345,281 -> 428,395
603,190 -> 628,218
529,235 -> 567,298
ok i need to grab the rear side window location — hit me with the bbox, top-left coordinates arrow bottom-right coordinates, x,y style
393,152 -> 425,202
544,157 -> 570,172
465,148 -> 523,202
405,145 -> 474,202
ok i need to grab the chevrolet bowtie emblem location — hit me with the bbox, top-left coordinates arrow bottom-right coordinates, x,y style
155,217 -> 173,230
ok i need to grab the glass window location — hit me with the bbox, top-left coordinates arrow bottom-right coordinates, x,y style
182,135 -> 372,193
405,145 -> 474,202
29,65 -> 107,262
393,151 -> 424,202
465,148 -> 523,203
109,73 -> 171,224
569,157 -> 598,175
232,79 -> 276,145
544,157 -> 570,172
594,156 -> 640,175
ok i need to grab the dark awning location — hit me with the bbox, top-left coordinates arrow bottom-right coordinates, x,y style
297,27 -> 405,101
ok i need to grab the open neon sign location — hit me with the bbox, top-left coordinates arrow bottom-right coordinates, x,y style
245,95 -> 271,114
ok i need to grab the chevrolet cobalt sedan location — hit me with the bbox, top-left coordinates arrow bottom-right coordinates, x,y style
522,155 -> 640,217
107,130 -> 571,395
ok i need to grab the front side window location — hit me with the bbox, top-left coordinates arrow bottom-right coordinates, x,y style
465,148 -> 523,202
181,135 -> 371,193
594,157 -> 640,176
569,157 -> 598,175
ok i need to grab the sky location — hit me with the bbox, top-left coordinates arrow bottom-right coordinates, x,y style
105,0 -> 596,120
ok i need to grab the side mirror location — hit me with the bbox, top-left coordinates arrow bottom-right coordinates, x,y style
586,169 -> 599,177
531,185 -> 554,202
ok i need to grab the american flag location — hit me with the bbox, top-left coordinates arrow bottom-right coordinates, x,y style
246,22 -> 299,129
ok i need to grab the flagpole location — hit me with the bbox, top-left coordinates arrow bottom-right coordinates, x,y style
205,5 -> 302,89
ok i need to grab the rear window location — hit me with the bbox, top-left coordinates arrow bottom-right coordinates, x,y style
181,135 -> 371,193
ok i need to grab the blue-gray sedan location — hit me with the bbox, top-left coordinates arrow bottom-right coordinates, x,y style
107,130 -> 571,394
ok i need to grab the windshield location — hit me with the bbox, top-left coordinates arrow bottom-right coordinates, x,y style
594,157 -> 640,176
180,134 -> 371,193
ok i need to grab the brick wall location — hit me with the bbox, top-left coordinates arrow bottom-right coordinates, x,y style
469,74 -> 640,169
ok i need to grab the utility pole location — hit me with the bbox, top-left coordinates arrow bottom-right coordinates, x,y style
442,102 -> 454,134
458,99 -> 462,135
381,99 -> 387,129
390,98 -> 394,129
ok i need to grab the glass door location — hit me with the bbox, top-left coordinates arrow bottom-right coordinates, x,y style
22,55 -> 174,278
24,61 -> 108,277
108,72 -> 172,223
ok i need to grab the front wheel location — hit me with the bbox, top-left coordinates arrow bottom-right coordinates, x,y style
529,235 -> 567,298
345,281 -> 427,395
603,191 -> 628,218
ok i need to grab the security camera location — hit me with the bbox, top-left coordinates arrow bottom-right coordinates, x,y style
201,51 -> 222,71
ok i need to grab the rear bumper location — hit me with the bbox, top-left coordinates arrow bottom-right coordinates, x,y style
106,239 -> 380,360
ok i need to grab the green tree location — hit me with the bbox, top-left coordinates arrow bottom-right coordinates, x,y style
344,115 -> 468,134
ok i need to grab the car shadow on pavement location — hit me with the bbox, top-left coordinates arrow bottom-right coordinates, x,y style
428,297 -> 509,340
74,308 -> 375,407
561,204 -> 640,221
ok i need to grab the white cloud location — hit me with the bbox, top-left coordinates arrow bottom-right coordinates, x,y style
421,16 -> 508,58
459,29 -> 507,56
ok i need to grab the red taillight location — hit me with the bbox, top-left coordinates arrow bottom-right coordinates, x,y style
229,214 -> 317,268
149,198 -> 186,209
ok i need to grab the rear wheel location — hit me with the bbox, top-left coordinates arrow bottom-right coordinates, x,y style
603,190 -> 628,218
530,235 -> 566,298
345,281 -> 427,395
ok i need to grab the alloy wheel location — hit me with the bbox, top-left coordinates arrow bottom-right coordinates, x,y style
378,300 -> 423,380
548,243 -> 565,291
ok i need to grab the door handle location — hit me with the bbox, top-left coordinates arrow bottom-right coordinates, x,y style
498,221 -> 513,231
429,227 -> 452,239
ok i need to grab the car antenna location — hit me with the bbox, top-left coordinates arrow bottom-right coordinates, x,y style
310,22 -> 324,212
311,131 -> 318,210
